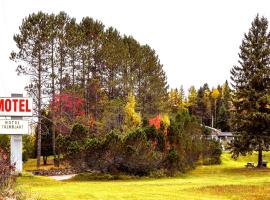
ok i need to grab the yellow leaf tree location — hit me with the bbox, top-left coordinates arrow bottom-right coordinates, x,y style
124,93 -> 141,131
211,88 -> 220,127
168,87 -> 187,113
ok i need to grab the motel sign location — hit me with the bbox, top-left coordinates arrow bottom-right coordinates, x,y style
0,95 -> 33,172
0,97 -> 33,116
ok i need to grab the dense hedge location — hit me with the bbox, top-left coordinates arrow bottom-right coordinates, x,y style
58,112 -> 222,176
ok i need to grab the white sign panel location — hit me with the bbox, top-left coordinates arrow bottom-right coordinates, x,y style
0,97 -> 33,116
0,120 -> 29,135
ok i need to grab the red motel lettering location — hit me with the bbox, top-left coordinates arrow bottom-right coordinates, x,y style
0,98 -> 32,113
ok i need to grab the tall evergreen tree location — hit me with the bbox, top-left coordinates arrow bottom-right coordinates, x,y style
10,12 -> 50,168
230,15 -> 270,167
47,13 -> 57,165
79,17 -> 105,119
187,86 -> 197,115
194,84 -> 211,126
216,81 -> 231,131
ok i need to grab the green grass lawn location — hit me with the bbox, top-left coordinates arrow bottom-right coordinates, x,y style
16,152 -> 270,200
23,156 -> 66,171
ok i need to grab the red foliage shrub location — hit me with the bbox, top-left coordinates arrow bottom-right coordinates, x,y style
51,92 -> 85,118
149,115 -> 161,129
50,92 -> 86,135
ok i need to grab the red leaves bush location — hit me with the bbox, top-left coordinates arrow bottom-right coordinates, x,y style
149,115 -> 161,129
51,92 -> 85,118
0,148 -> 15,191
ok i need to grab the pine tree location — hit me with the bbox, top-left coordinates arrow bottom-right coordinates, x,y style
230,15 -> 270,167
194,84 -> 211,126
47,13 -> 58,165
79,17 -> 105,119
216,81 -> 231,131
187,86 -> 197,115
136,45 -> 168,117
10,12 -> 50,168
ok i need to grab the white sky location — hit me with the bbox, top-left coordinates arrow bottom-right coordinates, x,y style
1,0 -> 270,96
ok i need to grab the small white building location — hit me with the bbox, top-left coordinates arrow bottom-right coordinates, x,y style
204,126 -> 234,143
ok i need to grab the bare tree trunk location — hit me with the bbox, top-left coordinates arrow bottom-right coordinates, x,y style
51,39 -> 57,166
92,51 -> 98,130
57,44 -> 64,166
72,51 -> 75,120
81,55 -> 87,115
86,47 -> 91,117
37,50 -> 42,169
257,144 -> 263,168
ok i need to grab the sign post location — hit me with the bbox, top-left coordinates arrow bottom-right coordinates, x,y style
0,94 -> 32,172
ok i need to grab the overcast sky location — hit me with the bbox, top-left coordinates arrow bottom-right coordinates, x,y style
1,0 -> 270,96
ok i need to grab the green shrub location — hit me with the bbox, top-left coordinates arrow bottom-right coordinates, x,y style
144,125 -> 158,141
71,123 -> 87,140
165,111 -> 203,174
167,148 -> 179,162
0,135 -> 10,153
71,172 -> 137,181
164,148 -> 179,176
121,129 -> 160,176
23,135 -> 35,162
59,111 -> 219,177
149,169 -> 167,178
203,140 -> 222,165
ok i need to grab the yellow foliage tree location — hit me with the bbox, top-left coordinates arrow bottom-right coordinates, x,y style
211,88 -> 220,100
187,86 -> 197,108
124,93 -> 141,131
211,88 -> 220,127
168,87 -> 187,112
160,113 -> 170,128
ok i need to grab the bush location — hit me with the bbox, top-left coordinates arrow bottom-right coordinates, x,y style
59,111 -> 220,177
98,130 -> 123,174
23,135 -> 35,162
165,148 -> 179,176
71,172 -> 137,181
120,129 -> 161,176
203,140 -> 222,165
0,148 -> 16,192
144,125 -> 158,141
149,169 -> 167,178
71,123 -> 87,140
0,135 -> 10,153
165,111 -> 203,174
56,123 -> 89,168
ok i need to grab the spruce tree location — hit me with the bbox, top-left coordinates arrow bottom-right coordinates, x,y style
230,15 -> 270,167
216,81 -> 231,131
